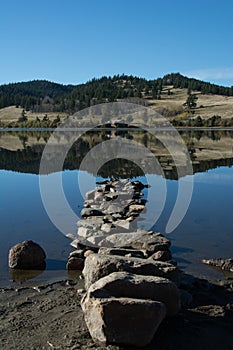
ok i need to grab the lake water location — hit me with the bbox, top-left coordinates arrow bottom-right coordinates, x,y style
1,129 -> 233,286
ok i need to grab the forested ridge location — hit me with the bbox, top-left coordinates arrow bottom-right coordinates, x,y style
1,73 -> 233,114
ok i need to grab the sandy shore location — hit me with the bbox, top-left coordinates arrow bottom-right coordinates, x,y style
0,272 -> 232,350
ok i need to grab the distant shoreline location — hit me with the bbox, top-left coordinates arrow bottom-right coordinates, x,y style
1,126 -> 233,132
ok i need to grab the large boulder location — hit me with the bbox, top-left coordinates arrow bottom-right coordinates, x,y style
82,253 -> 180,289
85,272 -> 180,317
8,240 -> 46,269
81,295 -> 166,347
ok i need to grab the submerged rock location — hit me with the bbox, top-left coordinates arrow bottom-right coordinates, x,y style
202,258 -> 233,272
8,240 -> 46,269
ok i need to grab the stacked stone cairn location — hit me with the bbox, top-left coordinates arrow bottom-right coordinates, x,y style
67,178 -> 181,347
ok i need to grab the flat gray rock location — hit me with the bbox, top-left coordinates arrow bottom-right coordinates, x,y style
96,230 -> 170,255
77,217 -> 104,228
82,253 -> 180,289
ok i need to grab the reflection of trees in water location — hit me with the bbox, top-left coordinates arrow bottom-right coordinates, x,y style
1,129 -> 233,179
179,129 -> 233,141
97,158 -> 144,178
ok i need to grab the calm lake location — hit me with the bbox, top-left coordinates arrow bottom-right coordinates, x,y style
1,128 -> 233,286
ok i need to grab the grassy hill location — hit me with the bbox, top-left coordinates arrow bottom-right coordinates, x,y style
0,73 -> 233,127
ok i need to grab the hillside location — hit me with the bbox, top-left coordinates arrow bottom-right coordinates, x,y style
0,73 -> 233,127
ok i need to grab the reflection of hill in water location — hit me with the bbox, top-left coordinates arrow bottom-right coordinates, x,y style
0,129 -> 233,179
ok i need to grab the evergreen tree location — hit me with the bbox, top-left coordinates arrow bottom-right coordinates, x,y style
184,93 -> 198,110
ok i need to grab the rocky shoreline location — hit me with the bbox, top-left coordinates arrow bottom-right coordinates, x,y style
65,178 -> 232,348
0,274 -> 232,350
1,179 -> 233,349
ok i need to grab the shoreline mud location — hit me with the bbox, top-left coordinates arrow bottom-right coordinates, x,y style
0,273 -> 232,350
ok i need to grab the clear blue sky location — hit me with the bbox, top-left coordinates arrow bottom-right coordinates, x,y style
1,0 -> 233,86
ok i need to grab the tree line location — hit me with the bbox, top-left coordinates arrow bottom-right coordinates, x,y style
1,73 -> 232,115
163,73 -> 233,96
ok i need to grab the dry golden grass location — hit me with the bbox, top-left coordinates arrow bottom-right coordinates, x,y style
0,106 -> 23,121
1,86 -> 233,123
0,106 -> 67,122
149,88 -> 233,119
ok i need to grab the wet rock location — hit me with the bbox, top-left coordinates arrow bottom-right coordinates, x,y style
86,272 -> 180,317
83,253 -> 180,289
66,257 -> 84,270
81,295 -> 166,347
8,240 -> 46,269
202,258 -> 233,272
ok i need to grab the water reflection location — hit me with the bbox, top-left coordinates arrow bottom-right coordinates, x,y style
1,129 -> 233,283
0,129 -> 233,179
9,264 -> 46,283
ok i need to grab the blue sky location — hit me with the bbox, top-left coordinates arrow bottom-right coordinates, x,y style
1,0 -> 233,86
